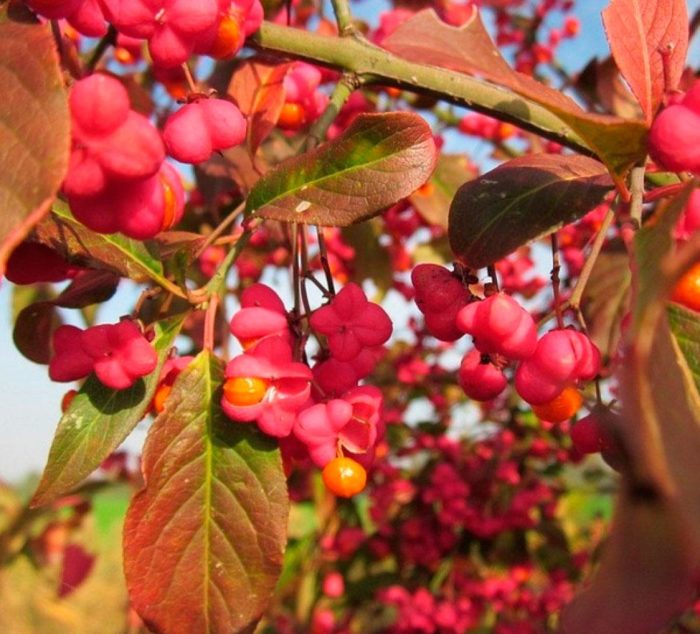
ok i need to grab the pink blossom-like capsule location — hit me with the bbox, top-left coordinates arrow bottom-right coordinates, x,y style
221,336 -> 312,437
293,385 -> 384,467
310,283 -> 393,362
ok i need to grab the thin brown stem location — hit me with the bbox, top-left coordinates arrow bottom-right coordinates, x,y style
550,234 -> 564,328
181,62 -> 198,94
568,206 -> 615,311
194,201 -> 245,260
86,25 -> 117,73
316,227 -> 336,297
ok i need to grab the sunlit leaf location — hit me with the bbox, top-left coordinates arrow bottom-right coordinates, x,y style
448,155 -> 613,268
383,9 -> 648,177
246,112 -> 437,226
0,6 -> 70,275
228,57 -> 292,158
34,202 -> 172,287
31,316 -> 186,507
603,0 -> 688,123
124,351 -> 288,634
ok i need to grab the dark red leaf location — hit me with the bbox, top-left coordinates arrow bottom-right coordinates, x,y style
448,155 -> 614,268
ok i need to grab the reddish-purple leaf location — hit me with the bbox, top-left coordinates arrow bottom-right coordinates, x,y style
603,0 -> 689,123
124,351 -> 288,634
246,112 -> 437,226
228,58 -> 292,158
383,9 -> 648,177
31,317 -> 185,507
0,7 -> 70,276
13,301 -> 60,365
449,155 -> 614,268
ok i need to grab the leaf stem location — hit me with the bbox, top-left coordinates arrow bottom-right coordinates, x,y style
252,22 -> 592,155
203,229 -> 252,299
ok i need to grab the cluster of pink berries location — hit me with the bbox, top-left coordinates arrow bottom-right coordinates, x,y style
27,0 -> 263,67
147,282 -> 390,495
50,320 -> 157,390
64,73 -> 184,239
412,264 -> 601,417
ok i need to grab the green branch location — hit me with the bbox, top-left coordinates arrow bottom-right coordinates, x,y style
252,22 -> 593,156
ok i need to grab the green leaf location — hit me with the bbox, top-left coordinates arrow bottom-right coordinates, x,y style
668,303 -> 700,395
0,6 -> 70,274
31,316 -> 186,507
33,201 -> 173,288
448,154 -> 614,268
246,112 -> 437,226
123,351 -> 288,634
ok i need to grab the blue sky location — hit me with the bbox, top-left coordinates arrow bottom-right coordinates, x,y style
1,0 -> 699,482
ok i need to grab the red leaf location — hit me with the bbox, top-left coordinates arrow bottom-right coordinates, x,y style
124,351 -> 288,634
58,544 -> 96,598
383,9 -> 648,177
228,58 -> 292,158
0,9 -> 70,276
603,0 -> 689,123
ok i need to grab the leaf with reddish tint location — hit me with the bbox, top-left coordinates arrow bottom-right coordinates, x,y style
565,189 -> 700,631
228,58 -> 292,157
55,270 -> 121,308
0,8 -> 70,275
246,112 -> 437,226
13,302 -> 60,364
383,9 -> 648,177
448,155 -> 613,268
603,0 -> 688,123
668,302 -> 700,393
31,316 -> 185,508
561,494 -> 697,634
124,351 -> 288,634
34,201 -> 172,287
580,241 -> 631,363
409,153 -> 475,229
